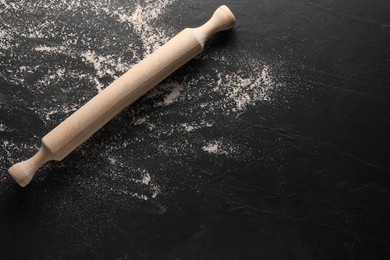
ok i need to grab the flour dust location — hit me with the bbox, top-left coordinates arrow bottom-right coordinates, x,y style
0,0 -> 290,205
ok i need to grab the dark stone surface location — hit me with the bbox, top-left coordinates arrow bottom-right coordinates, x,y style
1,0 -> 389,259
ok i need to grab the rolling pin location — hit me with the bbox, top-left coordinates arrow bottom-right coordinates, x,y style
8,5 -> 236,187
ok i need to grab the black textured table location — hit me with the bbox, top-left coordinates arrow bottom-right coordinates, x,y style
1,0 -> 389,259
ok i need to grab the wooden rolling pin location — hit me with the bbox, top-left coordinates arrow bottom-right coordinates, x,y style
8,5 -> 236,187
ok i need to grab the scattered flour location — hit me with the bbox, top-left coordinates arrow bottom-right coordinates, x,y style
34,45 -> 68,54
182,123 -> 195,132
182,121 -> 213,132
202,139 -> 244,158
0,123 -> 8,132
0,0 -> 17,11
142,172 -> 151,185
134,116 -> 148,125
108,156 -> 117,165
0,29 -> 13,49
213,65 -> 275,113
104,0 -> 175,55
202,142 -> 220,154
130,193 -> 149,201
162,83 -> 183,105
81,51 -> 129,77
1,0 -> 288,206
81,50 -> 131,92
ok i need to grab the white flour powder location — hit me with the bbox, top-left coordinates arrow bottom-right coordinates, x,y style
0,0 -> 289,203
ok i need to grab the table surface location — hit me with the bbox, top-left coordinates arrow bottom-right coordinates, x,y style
1,0 -> 389,259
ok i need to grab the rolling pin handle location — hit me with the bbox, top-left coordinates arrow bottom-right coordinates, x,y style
8,145 -> 52,187
193,5 -> 237,46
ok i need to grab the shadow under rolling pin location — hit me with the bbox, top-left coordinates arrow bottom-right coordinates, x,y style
8,5 -> 237,187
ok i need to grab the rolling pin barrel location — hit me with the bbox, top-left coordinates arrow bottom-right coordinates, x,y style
8,5 -> 236,187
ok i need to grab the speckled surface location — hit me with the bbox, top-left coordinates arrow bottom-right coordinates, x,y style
1,0 -> 390,259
